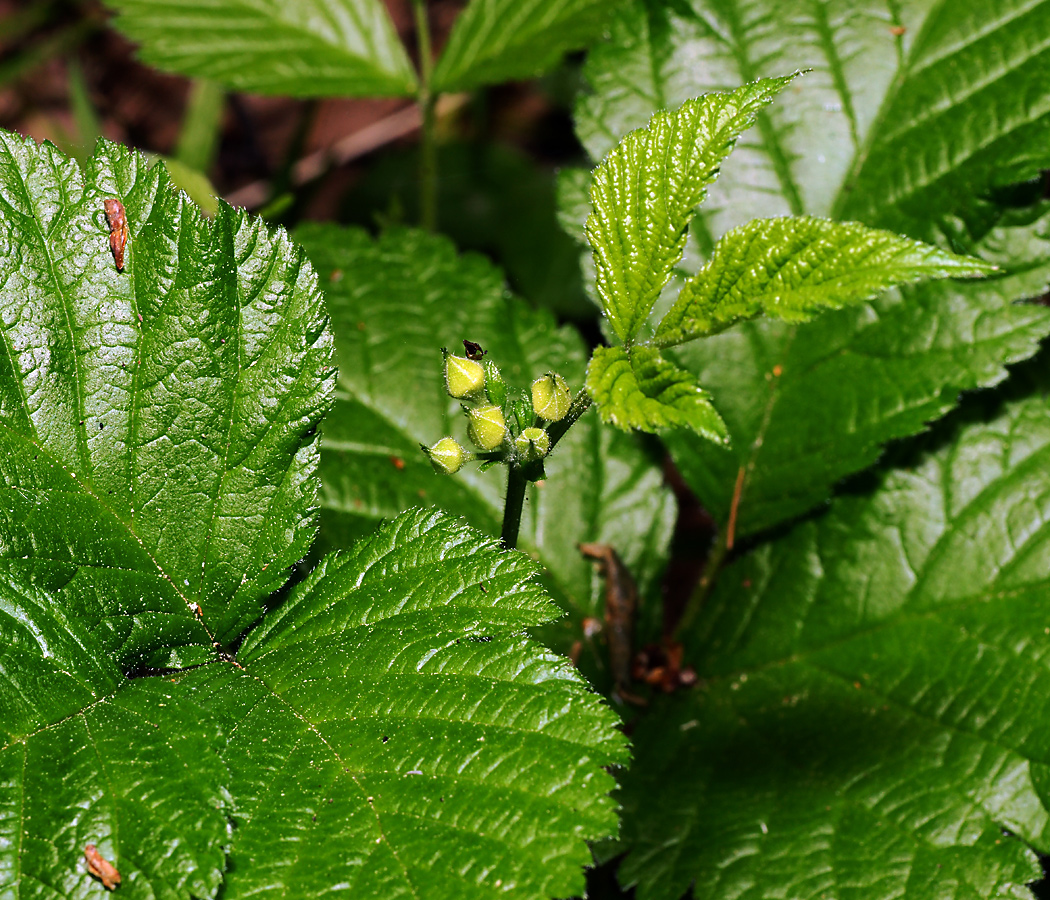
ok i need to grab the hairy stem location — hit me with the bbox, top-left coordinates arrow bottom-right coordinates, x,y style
412,0 -> 437,231
500,390 -> 593,549
500,464 -> 529,549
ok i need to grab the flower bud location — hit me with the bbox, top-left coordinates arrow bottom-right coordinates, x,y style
466,404 -> 508,451
515,426 -> 550,462
422,437 -> 465,474
444,353 -> 486,400
484,359 -> 507,406
531,373 -> 571,422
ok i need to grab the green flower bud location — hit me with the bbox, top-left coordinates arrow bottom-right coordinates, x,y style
422,437 -> 466,474
531,373 -> 571,421
444,353 -> 486,400
484,359 -> 507,406
467,404 -> 508,451
515,426 -> 550,462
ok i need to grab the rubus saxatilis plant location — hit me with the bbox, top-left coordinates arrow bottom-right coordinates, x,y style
422,73 -> 993,563
7,0 -> 1050,895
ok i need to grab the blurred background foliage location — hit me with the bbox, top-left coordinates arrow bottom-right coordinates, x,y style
0,0 -> 593,315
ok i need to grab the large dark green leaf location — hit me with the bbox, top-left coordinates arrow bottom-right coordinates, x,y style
106,0 -> 417,97
0,132 -> 334,662
572,0 -> 1050,536
296,224 -> 674,652
183,508 -> 628,900
0,574 -> 230,899
617,384 -> 1050,899
432,0 -> 623,92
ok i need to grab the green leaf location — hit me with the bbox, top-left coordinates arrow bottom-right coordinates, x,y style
575,0 -> 1050,536
0,575 -> 230,898
344,142 -> 592,319
586,74 -> 797,344
296,223 -> 675,653
654,216 -> 996,346
617,384 -> 1050,900
432,0 -> 622,92
0,132 -> 334,662
106,0 -> 417,97
555,166 -> 592,247
586,345 -> 727,442
183,508 -> 628,900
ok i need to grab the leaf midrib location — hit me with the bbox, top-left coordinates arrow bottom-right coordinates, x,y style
731,0 -> 944,528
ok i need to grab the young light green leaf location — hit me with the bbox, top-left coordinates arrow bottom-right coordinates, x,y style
586,346 -> 727,442
616,383 -> 1050,900
433,0 -> 623,91
184,508 -> 628,900
585,74 -> 797,344
0,133 -> 334,663
575,0 -> 1050,537
654,216 -> 996,346
106,0 -> 417,97
0,576 -> 230,899
296,223 -> 674,655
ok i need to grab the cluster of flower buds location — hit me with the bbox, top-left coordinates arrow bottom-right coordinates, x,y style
421,341 -> 573,477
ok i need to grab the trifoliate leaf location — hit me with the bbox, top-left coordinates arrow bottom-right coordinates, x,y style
433,0 -> 624,92
106,0 -> 417,97
296,224 -> 674,652
654,216 -> 996,346
617,384 -> 1050,900
0,575 -> 230,899
575,0 -> 1050,537
585,74 -> 797,344
586,346 -> 727,443
184,508 -> 628,900
0,132 -> 334,662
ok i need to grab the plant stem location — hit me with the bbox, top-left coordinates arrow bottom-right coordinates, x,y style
500,464 -> 528,549
412,0 -> 437,231
545,389 -> 593,451
500,389 -> 593,549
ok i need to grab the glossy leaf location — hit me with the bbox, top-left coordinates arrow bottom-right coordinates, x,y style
617,385 -> 1050,900
106,0 -> 417,97
586,346 -> 726,442
654,216 -> 995,346
585,74 -> 797,344
668,199 -> 1050,540
296,223 -> 675,649
0,574 -> 230,899
184,508 -> 628,900
0,132 -> 334,662
555,166 -> 591,247
576,0 -> 1050,536
433,0 -> 622,91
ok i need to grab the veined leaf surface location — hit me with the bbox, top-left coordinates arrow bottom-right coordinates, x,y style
574,0 -> 1050,536
617,382 -> 1050,900
106,0 -> 417,97
184,508 -> 628,900
585,74 -> 796,344
296,224 -> 675,652
586,345 -> 727,442
0,574 -> 231,899
0,132 -> 334,661
433,0 -> 623,91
